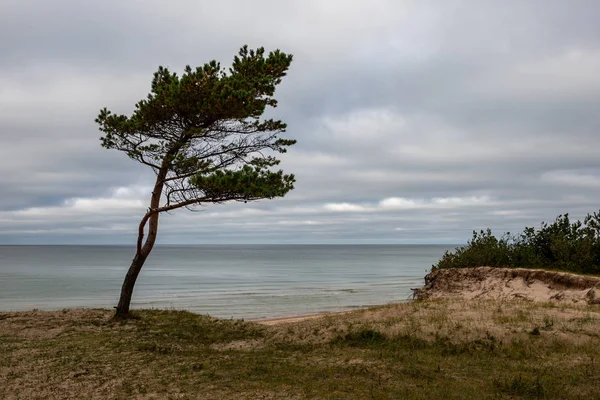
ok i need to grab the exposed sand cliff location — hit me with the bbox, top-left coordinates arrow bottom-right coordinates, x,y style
414,267 -> 600,304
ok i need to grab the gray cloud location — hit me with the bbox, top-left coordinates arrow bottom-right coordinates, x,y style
2,0 -> 600,244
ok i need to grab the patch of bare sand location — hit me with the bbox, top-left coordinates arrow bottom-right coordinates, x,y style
414,267 -> 600,304
255,311 -> 352,325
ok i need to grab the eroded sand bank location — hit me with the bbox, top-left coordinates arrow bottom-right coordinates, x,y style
414,266 -> 600,304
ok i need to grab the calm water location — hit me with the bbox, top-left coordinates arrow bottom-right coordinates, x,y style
0,245 -> 453,319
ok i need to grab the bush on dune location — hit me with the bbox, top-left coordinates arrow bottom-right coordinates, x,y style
435,212 -> 600,275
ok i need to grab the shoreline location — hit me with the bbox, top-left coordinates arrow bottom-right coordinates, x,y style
260,266 -> 600,324
3,267 -> 599,324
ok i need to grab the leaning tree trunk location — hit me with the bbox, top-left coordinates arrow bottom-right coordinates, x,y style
114,185 -> 166,317
114,208 -> 161,318
113,150 -> 177,318
115,253 -> 149,316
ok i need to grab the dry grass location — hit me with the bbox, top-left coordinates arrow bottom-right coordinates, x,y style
1,299 -> 600,399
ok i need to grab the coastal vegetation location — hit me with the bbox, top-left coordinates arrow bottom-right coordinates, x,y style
2,299 -> 599,399
96,46 -> 296,317
435,212 -> 600,275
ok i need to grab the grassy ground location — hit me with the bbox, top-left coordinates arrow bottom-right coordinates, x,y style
1,299 -> 600,399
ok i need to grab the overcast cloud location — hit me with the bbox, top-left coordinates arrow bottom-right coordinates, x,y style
1,0 -> 600,244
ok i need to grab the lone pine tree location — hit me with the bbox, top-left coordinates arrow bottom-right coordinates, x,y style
96,46 -> 296,317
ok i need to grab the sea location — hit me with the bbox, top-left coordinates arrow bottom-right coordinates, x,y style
0,245 -> 455,320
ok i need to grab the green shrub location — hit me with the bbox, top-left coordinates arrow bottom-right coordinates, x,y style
434,212 -> 600,275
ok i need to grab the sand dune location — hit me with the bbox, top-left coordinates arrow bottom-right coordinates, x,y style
414,267 -> 600,304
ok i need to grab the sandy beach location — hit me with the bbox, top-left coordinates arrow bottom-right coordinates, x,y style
258,266 -> 600,325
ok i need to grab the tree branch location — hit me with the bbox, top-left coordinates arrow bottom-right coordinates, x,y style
136,211 -> 152,255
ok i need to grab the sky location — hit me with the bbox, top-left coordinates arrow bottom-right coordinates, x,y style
1,0 -> 600,245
